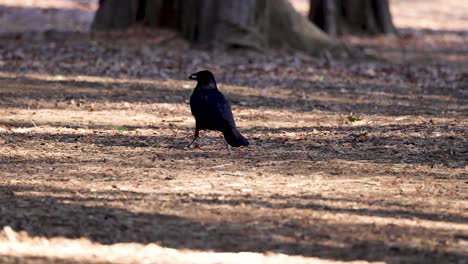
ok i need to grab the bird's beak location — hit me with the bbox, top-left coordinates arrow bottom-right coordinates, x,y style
189,74 -> 197,80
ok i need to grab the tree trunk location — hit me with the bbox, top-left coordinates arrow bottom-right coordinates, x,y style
91,0 -> 137,30
308,0 -> 397,36
91,0 -> 336,54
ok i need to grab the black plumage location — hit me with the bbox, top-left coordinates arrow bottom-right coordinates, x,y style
188,70 -> 249,147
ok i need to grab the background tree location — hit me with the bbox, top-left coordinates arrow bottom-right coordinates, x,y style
308,0 -> 397,37
92,0 -> 336,54
92,0 -> 396,54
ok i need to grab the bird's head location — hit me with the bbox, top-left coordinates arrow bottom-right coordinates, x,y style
189,70 -> 217,89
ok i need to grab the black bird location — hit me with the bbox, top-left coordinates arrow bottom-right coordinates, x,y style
188,70 -> 249,148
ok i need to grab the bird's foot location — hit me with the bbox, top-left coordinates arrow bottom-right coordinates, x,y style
226,143 -> 233,155
187,137 -> 200,149
188,143 -> 200,149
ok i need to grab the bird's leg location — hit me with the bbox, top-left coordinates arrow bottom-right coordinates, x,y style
188,128 -> 200,148
188,137 -> 198,148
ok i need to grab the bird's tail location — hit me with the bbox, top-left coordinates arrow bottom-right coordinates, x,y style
223,128 -> 249,147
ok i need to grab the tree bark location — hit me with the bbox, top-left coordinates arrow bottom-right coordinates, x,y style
91,0 -> 136,30
91,0 -> 337,54
267,0 -> 334,53
308,0 -> 397,36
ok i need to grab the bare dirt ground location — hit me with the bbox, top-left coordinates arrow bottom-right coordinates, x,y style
0,1 -> 467,263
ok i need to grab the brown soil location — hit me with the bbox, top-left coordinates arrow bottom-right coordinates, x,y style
0,1 -> 467,263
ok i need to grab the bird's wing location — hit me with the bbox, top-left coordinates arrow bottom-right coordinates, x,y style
190,92 -> 202,116
207,90 -> 237,129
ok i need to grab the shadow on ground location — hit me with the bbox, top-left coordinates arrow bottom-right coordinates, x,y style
0,72 -> 466,116
1,184 -> 467,263
1,121 -> 466,168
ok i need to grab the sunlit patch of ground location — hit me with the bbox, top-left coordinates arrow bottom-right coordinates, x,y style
0,230 -> 371,264
391,0 -> 468,31
0,0 -> 96,33
0,0 -> 97,10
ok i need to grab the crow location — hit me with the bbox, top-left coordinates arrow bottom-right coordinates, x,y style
188,70 -> 249,148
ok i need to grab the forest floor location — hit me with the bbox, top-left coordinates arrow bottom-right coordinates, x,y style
0,1 -> 467,263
